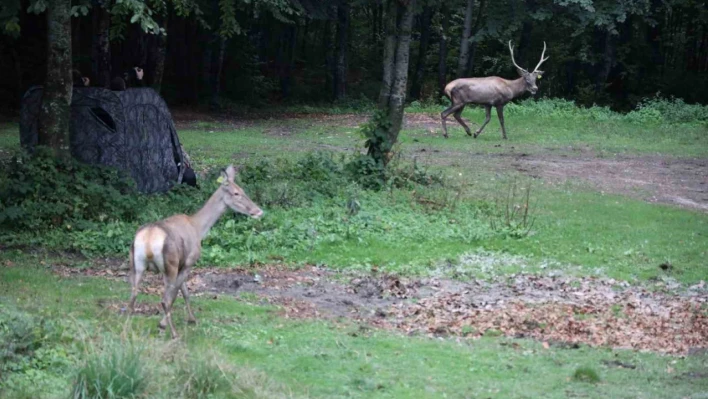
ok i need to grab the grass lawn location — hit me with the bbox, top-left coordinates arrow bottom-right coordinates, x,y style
1,101 -> 707,398
1,257 -> 706,399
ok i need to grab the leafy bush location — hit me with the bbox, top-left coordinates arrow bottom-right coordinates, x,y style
504,96 -> 708,125
0,306 -> 66,373
626,94 -> 708,124
0,148 -> 139,231
0,306 -> 75,398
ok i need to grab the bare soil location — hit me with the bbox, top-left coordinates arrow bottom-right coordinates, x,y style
54,260 -> 708,355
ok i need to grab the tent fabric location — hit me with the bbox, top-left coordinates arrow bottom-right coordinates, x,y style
20,86 -> 185,193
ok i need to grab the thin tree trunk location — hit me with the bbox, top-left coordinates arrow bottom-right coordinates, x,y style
410,5 -> 434,100
378,0 -> 397,108
387,0 -> 416,141
323,19 -> 333,98
595,29 -> 614,94
150,32 -> 167,92
38,0 -> 72,159
211,37 -> 226,108
438,3 -> 450,98
334,1 -> 350,100
456,0 -> 475,78
517,0 -> 535,66
465,0 -> 485,76
10,47 -> 23,102
91,0 -> 111,88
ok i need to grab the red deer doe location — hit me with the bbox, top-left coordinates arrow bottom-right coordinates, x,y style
128,165 -> 263,339
441,41 -> 549,139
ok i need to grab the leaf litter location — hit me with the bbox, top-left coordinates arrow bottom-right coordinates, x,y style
52,257 -> 708,355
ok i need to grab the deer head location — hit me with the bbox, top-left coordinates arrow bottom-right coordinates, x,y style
219,165 -> 263,219
508,41 -> 549,95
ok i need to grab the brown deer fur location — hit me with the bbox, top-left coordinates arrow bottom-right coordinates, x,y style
128,165 -> 263,339
441,41 -> 549,139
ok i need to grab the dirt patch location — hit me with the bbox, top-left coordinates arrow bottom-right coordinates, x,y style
56,262 -> 708,355
508,154 -> 708,211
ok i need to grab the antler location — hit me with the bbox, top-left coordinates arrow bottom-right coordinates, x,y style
532,41 -> 549,73
508,41 -> 527,73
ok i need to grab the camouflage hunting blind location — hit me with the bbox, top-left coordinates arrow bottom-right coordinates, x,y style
20,87 -> 186,193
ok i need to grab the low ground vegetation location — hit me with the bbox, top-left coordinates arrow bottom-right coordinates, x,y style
0,97 -> 706,398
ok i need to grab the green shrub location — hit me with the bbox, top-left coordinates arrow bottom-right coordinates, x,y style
70,342 -> 147,399
0,148 -> 139,231
627,94 -> 708,124
0,306 -> 70,374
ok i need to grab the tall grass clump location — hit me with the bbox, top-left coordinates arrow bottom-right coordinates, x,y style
70,341 -> 147,399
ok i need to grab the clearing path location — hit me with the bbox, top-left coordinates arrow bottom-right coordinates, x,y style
59,261 -> 708,356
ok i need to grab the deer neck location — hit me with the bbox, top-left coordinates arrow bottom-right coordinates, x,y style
509,77 -> 528,99
191,189 -> 228,239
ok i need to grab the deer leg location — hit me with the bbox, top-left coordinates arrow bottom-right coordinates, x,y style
474,105 -> 492,138
159,265 -> 180,339
453,106 -> 472,136
180,284 -> 196,324
177,268 -> 196,325
441,103 -> 465,138
128,246 -> 144,314
496,105 -> 507,139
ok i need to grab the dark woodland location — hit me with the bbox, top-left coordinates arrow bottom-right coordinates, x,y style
1,0 -> 706,115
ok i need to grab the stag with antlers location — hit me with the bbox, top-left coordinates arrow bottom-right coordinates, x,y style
441,41 -> 549,139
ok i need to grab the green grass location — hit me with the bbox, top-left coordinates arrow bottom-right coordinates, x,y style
1,101 -> 707,397
1,259 -> 706,399
2,105 -> 707,283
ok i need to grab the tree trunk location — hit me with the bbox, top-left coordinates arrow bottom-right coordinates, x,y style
377,0 -> 397,108
278,24 -> 297,99
438,3 -> 450,98
211,37 -> 226,108
334,1 -> 350,100
369,0 -> 416,165
38,0 -> 72,159
464,0 -> 485,76
410,5 -> 434,100
323,20 -> 333,98
595,29 -> 614,94
456,0 -> 475,78
517,0 -> 535,67
150,32 -> 167,92
91,0 -> 111,88
387,1 -> 415,139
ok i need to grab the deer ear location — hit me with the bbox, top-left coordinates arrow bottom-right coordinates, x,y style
224,165 -> 236,181
516,67 -> 527,77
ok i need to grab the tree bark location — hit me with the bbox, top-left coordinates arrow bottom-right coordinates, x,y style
438,3 -> 450,98
38,0 -> 72,159
410,5 -> 433,100
456,0 -> 475,78
211,37 -> 226,108
595,29 -> 614,94
377,0 -> 397,108
387,0 -> 415,139
91,0 -> 111,88
334,1 -> 350,100
464,0 -> 485,76
323,19 -> 333,98
147,10 -> 167,93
